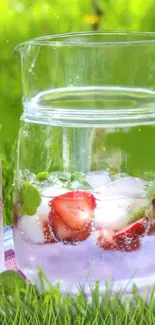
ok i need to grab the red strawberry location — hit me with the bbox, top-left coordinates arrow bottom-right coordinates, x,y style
50,190 -> 96,231
49,210 -> 91,243
113,217 -> 150,243
119,238 -> 140,252
97,233 -> 140,252
148,203 -> 155,235
148,219 -> 155,235
96,228 -> 118,251
42,221 -> 57,244
96,217 -> 150,253
148,225 -> 155,235
97,227 -> 141,252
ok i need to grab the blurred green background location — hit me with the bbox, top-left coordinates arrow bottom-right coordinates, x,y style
1,0 -> 155,224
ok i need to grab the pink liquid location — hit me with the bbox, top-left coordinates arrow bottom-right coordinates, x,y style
13,177 -> 155,294
14,228 -> 155,293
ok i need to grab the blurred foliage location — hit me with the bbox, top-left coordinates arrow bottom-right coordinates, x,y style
1,0 -> 155,224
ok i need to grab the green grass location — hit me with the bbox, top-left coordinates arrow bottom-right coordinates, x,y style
0,270 -> 155,324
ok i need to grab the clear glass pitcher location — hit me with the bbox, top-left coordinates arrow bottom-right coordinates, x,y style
14,32 -> 155,294
0,127 -> 4,272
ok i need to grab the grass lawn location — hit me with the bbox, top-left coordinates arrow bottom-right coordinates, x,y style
0,270 -> 155,324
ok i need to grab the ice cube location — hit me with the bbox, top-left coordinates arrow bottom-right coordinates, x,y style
95,176 -> 147,198
94,198 -> 134,230
96,196 -> 134,209
36,197 -> 51,218
86,171 -> 111,189
19,197 -> 51,244
19,214 -> 45,244
41,186 -> 69,198
128,198 -> 149,212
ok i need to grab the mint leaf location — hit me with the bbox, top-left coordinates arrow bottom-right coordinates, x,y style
70,172 -> 84,182
34,171 -> 91,191
52,172 -> 70,182
0,270 -> 26,295
36,172 -> 48,181
66,172 -> 91,190
20,181 -> 41,216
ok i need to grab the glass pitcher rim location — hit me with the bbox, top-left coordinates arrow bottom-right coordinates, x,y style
14,31 -> 155,50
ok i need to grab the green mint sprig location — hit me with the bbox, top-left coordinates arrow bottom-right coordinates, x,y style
20,181 -> 41,216
66,172 -> 91,190
36,172 -> 48,181
36,170 -> 91,190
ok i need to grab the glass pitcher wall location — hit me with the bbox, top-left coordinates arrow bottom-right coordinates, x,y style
13,32 -> 155,294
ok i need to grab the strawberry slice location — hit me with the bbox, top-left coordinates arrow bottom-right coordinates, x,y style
96,227 -> 118,251
147,217 -> 155,235
148,224 -> 155,235
49,210 -> 91,243
119,238 -> 140,252
97,230 -> 141,252
42,221 -> 57,244
113,217 -> 150,243
96,217 -> 150,252
97,227 -> 141,252
50,190 -> 96,231
147,204 -> 155,235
